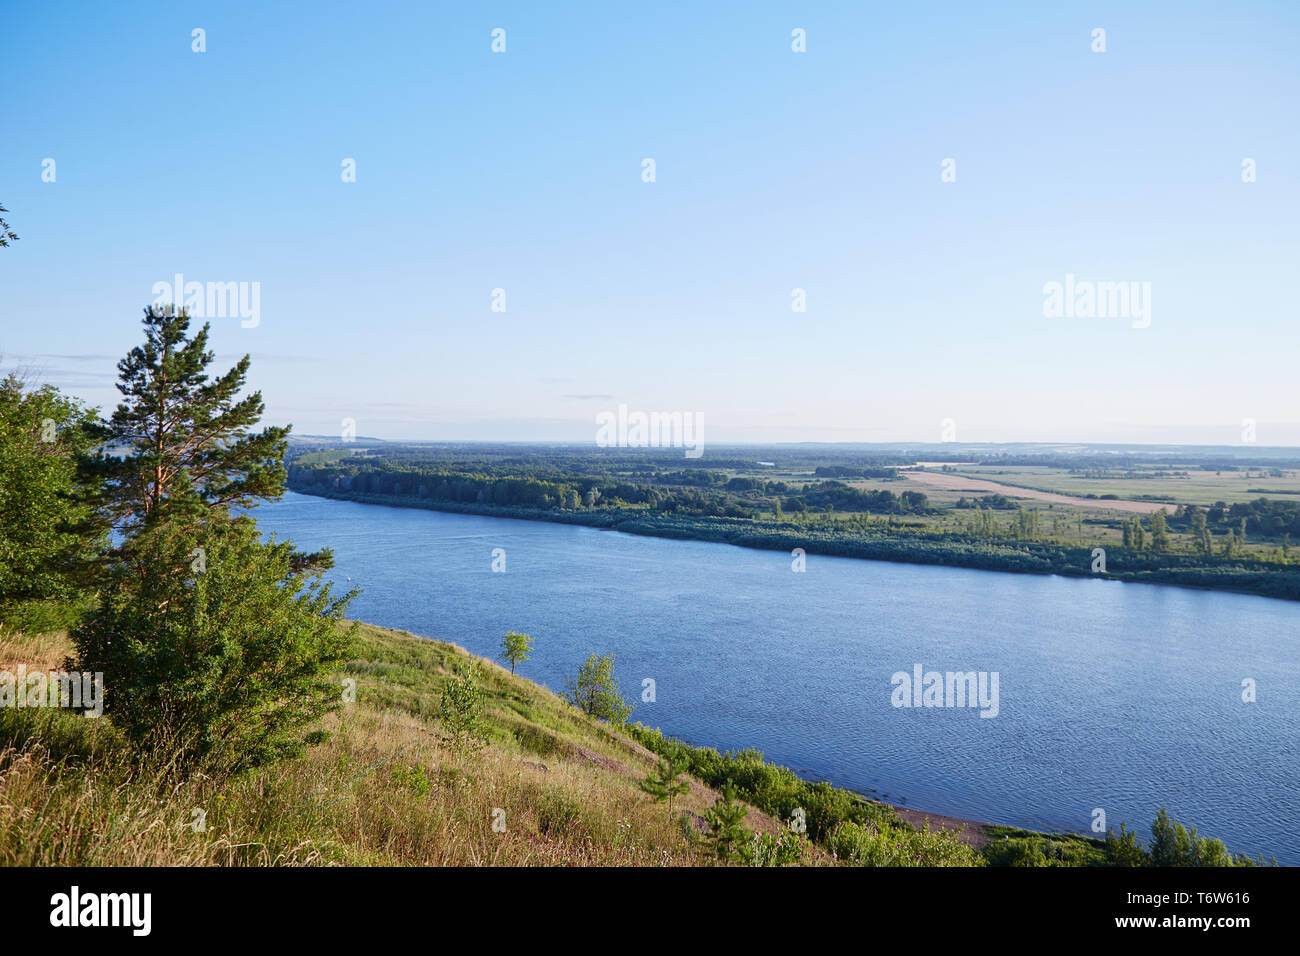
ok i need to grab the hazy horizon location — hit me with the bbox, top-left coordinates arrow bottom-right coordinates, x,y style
285,431 -> 1300,452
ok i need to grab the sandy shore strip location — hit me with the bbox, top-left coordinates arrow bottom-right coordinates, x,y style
888,805 -> 996,849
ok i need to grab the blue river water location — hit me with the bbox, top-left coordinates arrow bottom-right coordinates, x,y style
255,492 -> 1300,863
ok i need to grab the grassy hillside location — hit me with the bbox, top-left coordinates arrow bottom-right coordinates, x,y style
0,622 -> 860,866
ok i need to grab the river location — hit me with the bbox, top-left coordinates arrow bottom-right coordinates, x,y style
255,492 -> 1300,863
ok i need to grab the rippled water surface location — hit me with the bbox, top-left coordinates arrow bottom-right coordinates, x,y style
256,492 -> 1300,862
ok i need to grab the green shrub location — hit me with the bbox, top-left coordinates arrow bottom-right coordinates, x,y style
440,661 -> 488,753
830,820 -> 984,867
983,837 -> 1051,867
1104,823 -> 1147,867
0,376 -> 107,625
0,598 -> 90,635
71,520 -> 355,776
536,789 -> 584,836
392,763 -> 431,797
1149,807 -> 1256,866
514,724 -> 564,758
748,829 -> 809,867
626,723 -> 898,843
563,653 -> 633,724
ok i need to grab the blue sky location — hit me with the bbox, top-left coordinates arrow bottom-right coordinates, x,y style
2,1 -> 1298,444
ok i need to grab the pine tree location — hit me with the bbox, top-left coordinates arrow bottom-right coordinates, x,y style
0,203 -> 18,247
103,305 -> 292,535
640,746 -> 691,815
99,305 -> 328,572
703,780 -> 750,863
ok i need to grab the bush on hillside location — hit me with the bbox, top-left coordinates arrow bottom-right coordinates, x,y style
72,519 -> 355,776
563,653 -> 633,724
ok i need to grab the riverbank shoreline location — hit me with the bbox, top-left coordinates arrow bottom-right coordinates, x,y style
286,484 -> 1300,604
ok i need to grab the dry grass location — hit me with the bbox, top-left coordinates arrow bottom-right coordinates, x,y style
0,629 -> 68,671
